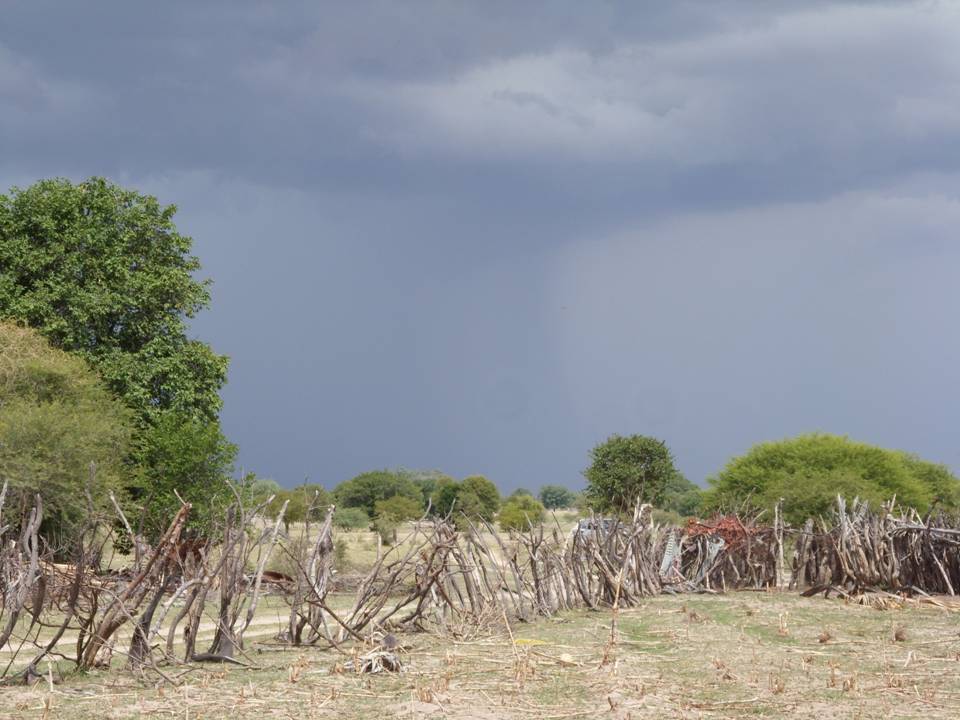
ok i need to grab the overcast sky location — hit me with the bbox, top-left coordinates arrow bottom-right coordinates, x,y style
3,1 -> 959,490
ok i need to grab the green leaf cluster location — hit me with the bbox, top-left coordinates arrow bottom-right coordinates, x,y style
704,433 -> 960,524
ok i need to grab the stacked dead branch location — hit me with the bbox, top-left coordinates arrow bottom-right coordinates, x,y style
659,510 -> 784,592
792,496 -> 960,597
6,478 -> 960,683
280,503 -> 785,644
0,474 -> 288,682
280,505 -> 666,645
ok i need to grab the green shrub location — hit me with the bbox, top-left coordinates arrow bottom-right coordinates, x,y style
373,494 -> 422,543
651,508 -> 684,526
0,322 -> 132,540
242,475 -> 282,507
372,515 -> 398,545
332,507 -> 370,530
499,495 -> 546,531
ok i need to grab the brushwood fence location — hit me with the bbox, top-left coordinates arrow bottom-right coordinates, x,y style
1,482 -> 957,684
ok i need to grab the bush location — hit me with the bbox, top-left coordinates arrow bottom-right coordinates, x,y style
651,508 -> 684,526
0,322 -> 132,540
499,495 -> 546,531
372,515 -> 398,545
704,433 -> 959,524
451,490 -> 486,529
659,473 -> 703,517
332,507 -> 370,530
538,485 -> 577,509
266,483 -> 331,528
584,435 -> 678,513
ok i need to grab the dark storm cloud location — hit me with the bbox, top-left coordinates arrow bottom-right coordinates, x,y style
2,1 -> 958,487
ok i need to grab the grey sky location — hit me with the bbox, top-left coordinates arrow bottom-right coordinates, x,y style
2,1 -> 959,489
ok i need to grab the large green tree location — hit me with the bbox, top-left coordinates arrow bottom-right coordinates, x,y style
428,476 -> 497,528
538,485 -> 577,510
460,475 -> 501,520
0,322 -> 132,538
332,470 -> 422,518
1,178 -> 236,541
704,433 -> 960,524
0,177 -> 228,423
584,434 -> 679,513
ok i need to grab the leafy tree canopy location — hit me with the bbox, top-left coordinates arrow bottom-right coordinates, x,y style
429,475 -> 501,524
460,475 -> 500,520
398,469 -> 449,510
333,470 -> 422,518
584,435 -> 678,514
538,485 -> 577,510
704,433 -> 960,524
374,495 -> 422,522
430,476 -> 462,517
131,410 -> 236,541
0,322 -> 132,538
0,177 -> 227,424
499,495 -> 546,531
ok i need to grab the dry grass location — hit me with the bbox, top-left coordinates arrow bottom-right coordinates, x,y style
4,591 -> 959,719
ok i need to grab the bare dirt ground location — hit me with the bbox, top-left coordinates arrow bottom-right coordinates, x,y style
3,591 -> 959,720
